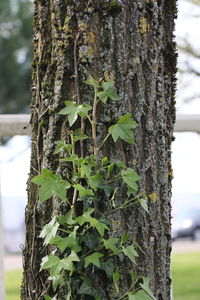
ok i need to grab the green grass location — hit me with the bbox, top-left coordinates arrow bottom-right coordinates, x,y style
4,252 -> 200,300
172,252 -> 200,300
5,270 -> 22,300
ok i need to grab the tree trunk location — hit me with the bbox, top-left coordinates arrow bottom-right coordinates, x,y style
22,1 -> 177,299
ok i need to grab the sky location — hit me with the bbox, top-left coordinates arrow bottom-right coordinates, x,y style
1,0 -> 200,230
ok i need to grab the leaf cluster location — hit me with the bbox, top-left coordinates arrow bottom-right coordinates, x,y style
32,75 -> 156,300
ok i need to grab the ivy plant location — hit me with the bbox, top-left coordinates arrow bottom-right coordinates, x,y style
32,75 -> 156,300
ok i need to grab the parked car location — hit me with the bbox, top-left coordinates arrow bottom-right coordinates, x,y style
172,209 -> 200,241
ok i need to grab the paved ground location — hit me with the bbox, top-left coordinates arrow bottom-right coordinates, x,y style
3,240 -> 200,270
172,239 -> 200,253
4,254 -> 23,271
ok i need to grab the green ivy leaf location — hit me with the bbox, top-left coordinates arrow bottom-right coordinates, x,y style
85,75 -> 99,89
58,208 -> 76,225
76,210 -> 109,236
75,208 -> 95,225
61,251 -> 80,272
113,268 -> 120,293
32,169 -> 71,202
59,101 -> 92,127
121,232 -> 129,244
122,245 -> 138,264
73,184 -> 94,197
50,226 -> 80,253
60,154 -> 78,162
89,218 -> 109,236
121,168 -> 140,193
108,114 -> 138,144
44,294 -> 57,300
48,274 -> 65,292
97,81 -> 120,103
102,237 -> 120,254
100,259 -> 114,279
39,217 -> 59,245
80,164 -> 92,178
54,141 -> 72,154
96,91 -> 108,103
73,129 -> 89,142
88,174 -> 102,191
139,277 -> 156,300
78,277 -> 102,298
50,235 -> 81,253
128,290 -> 154,300
84,252 -> 103,268
40,255 -> 61,272
138,198 -> 149,213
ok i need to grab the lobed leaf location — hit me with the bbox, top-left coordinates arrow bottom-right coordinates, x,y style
84,252 -> 103,268
39,217 -> 59,245
32,169 -> 71,202
121,168 -> 140,194
59,101 -> 92,127
108,114 -> 138,144
122,245 -> 138,264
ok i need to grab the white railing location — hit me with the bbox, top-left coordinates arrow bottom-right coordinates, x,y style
0,114 -> 200,137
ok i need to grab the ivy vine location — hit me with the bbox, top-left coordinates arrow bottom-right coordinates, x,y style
32,76 -> 156,300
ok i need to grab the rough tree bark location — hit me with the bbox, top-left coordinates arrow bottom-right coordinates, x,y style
22,1 -> 177,299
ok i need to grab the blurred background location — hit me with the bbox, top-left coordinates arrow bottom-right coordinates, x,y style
1,0 -> 200,299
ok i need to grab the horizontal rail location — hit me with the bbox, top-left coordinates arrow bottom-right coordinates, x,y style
0,114 -> 199,137
174,114 -> 200,132
0,114 -> 31,137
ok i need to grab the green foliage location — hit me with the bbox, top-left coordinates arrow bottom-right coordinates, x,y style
31,169 -> 71,202
109,114 -> 138,144
0,0 -> 32,114
59,101 -> 92,127
32,74 -> 156,299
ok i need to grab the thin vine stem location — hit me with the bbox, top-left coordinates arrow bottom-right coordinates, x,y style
92,87 -> 99,158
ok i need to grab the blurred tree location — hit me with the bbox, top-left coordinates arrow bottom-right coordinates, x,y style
0,0 -> 33,114
177,0 -> 200,103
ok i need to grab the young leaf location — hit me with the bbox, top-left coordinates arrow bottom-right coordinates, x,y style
59,101 -> 92,127
49,235 -> 81,253
128,290 -> 154,300
61,251 -> 80,272
84,252 -> 103,268
122,245 -> 138,264
32,169 -> 71,202
139,277 -> 156,300
73,129 -> 89,142
58,208 -> 76,225
40,255 -> 61,272
121,168 -> 140,193
80,164 -> 92,178
138,198 -> 149,213
85,75 -> 99,89
39,217 -> 59,245
121,232 -> 129,244
60,154 -> 78,162
113,268 -> 120,293
54,140 -> 72,154
102,237 -> 120,254
108,114 -> 138,144
89,218 -> 109,236
73,184 -> 94,197
88,174 -> 102,191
